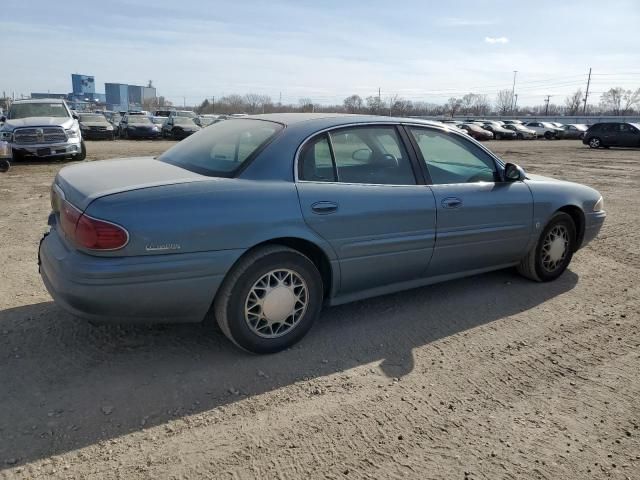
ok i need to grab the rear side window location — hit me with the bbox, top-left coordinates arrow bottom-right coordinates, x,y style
298,126 -> 416,185
159,119 -> 282,177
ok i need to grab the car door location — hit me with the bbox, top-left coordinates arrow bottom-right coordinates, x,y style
601,123 -> 619,145
619,123 -> 640,147
296,125 -> 437,295
405,126 -> 533,277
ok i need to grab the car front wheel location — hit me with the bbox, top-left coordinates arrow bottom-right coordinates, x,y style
214,245 -> 323,354
517,212 -> 576,282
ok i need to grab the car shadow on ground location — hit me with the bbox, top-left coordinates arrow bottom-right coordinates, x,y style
0,269 -> 578,468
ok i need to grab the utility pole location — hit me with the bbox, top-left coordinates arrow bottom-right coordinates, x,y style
544,95 -> 552,116
511,70 -> 518,114
279,92 -> 282,105
183,96 -> 186,108
212,96 -> 215,113
583,67 -> 592,114
513,93 -> 518,113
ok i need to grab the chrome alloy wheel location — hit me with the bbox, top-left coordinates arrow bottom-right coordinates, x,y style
589,137 -> 600,148
244,269 -> 308,338
541,225 -> 569,272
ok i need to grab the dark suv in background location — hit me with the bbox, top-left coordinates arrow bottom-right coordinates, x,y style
583,122 -> 640,149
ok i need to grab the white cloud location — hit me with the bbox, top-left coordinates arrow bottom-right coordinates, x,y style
485,36 -> 509,44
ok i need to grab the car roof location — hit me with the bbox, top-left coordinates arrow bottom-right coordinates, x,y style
243,112 -> 444,128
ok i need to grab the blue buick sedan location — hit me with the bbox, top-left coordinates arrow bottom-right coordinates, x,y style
39,114 -> 606,353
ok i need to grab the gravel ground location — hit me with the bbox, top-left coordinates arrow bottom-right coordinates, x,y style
0,139 -> 639,480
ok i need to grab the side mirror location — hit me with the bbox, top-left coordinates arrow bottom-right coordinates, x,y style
352,148 -> 372,162
504,163 -> 526,182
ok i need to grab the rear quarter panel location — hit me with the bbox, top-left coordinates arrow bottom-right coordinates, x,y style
83,179 -> 337,261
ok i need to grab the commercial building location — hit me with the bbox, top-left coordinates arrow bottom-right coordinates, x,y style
71,74 -> 96,96
105,83 -> 129,112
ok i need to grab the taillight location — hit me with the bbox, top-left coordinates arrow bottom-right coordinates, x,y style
59,200 -> 128,250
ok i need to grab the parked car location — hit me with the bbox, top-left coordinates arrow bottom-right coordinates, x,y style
583,122 -> 640,149
119,114 -> 162,139
151,116 -> 167,129
503,124 -> 537,139
105,113 -> 122,136
502,120 -> 524,125
457,123 -> 494,141
480,121 -> 517,140
561,124 -> 588,140
0,98 -> 85,161
162,116 -> 201,139
169,110 -> 197,119
523,121 -> 564,139
39,114 -> 606,354
196,114 -> 224,127
78,113 -> 115,140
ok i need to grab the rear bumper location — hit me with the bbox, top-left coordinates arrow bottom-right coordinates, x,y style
39,229 -> 244,323
581,211 -> 606,248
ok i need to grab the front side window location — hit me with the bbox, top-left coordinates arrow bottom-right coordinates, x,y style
409,128 -> 496,184
159,119 -> 282,177
298,126 -> 416,185
329,127 -> 416,185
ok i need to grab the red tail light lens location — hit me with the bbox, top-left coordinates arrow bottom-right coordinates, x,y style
59,200 -> 128,250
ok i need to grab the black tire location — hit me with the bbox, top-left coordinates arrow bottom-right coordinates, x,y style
517,212 -> 576,282
588,137 -> 601,149
74,140 -> 87,161
516,133 -> 523,140
214,245 -> 323,354
0,159 -> 9,172
495,133 -> 502,140
544,131 -> 553,140
11,149 -> 24,162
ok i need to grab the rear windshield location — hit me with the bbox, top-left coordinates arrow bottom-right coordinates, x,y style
9,102 -> 69,119
158,119 -> 282,177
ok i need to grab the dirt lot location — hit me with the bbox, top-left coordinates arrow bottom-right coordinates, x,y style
0,139 -> 639,480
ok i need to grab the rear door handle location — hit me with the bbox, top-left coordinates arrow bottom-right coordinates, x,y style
441,197 -> 463,209
311,201 -> 338,214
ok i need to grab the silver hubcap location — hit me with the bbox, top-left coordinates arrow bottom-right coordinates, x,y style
244,269 -> 308,338
590,138 -> 600,147
541,225 -> 569,272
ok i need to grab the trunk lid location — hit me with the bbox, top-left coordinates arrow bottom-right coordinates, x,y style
55,157 -> 209,210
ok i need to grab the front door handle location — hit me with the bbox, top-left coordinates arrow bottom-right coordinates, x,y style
441,197 -> 463,209
311,201 -> 338,214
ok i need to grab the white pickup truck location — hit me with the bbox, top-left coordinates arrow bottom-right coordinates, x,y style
0,98 -> 86,161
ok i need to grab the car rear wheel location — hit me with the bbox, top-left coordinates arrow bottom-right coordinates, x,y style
544,131 -> 554,140
495,133 -> 502,140
214,245 -> 323,354
588,137 -> 601,148
0,159 -> 9,172
517,212 -> 576,282
516,133 -> 523,140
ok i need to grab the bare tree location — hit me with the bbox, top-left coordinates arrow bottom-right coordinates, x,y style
565,89 -> 583,115
598,87 -> 639,115
365,95 -> 385,115
244,93 -> 272,114
446,97 -> 462,117
343,95 -> 364,113
495,89 -> 513,115
298,98 -> 314,112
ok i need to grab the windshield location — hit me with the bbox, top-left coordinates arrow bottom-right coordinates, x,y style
129,116 -> 152,125
159,119 -> 282,177
174,117 -> 196,126
175,111 -> 196,118
151,117 -> 165,124
541,122 -> 556,128
79,114 -> 107,123
9,102 -> 69,119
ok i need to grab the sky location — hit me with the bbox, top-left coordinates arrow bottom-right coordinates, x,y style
3,0 -> 640,107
